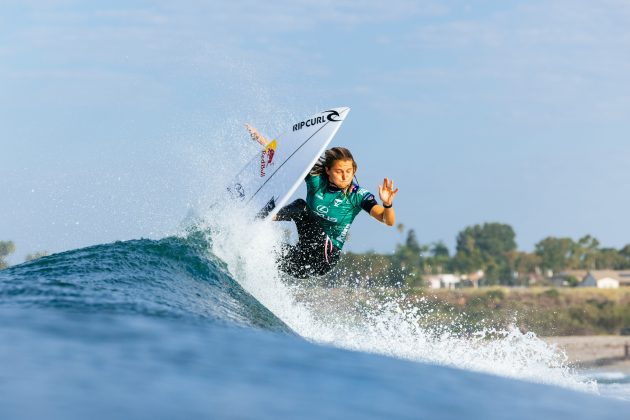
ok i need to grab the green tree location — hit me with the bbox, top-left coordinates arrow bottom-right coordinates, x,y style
592,248 -> 624,270
431,242 -> 450,258
0,241 -> 16,270
506,251 -> 541,285
452,234 -> 484,274
619,244 -> 630,269
425,241 -> 451,274
573,235 -> 600,270
453,223 -> 516,284
391,229 -> 426,287
564,275 -> 579,287
405,229 -> 421,253
535,237 -> 575,274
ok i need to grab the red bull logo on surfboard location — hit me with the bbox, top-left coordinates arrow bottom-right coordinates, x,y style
260,140 -> 277,177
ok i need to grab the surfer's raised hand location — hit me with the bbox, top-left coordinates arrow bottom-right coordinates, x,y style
370,178 -> 397,226
378,178 -> 399,207
244,123 -> 269,147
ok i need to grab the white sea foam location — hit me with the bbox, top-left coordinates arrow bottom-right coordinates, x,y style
203,203 -> 599,395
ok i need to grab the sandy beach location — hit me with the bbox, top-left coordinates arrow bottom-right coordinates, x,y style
543,336 -> 630,373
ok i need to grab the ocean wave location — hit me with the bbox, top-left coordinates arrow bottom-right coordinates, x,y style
0,232 -> 291,333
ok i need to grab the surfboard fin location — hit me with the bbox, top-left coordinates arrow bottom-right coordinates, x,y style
245,123 -> 269,147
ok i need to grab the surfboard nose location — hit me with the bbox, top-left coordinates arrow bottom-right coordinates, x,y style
228,107 -> 351,220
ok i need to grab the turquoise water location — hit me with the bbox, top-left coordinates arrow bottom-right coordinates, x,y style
1,232 -> 628,419
0,235 -> 288,331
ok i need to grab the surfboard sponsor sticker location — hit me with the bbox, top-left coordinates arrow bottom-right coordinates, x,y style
255,196 -> 277,219
292,110 -> 342,132
314,205 -> 337,222
228,183 -> 246,200
337,223 -> 350,242
260,140 -> 277,177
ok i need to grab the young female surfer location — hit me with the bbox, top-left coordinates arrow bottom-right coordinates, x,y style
246,123 -> 399,278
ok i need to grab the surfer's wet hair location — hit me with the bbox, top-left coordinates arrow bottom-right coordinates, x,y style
310,147 -> 357,176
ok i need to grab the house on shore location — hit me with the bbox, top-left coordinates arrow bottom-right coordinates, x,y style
579,270 -> 630,289
426,274 -> 461,289
460,270 -> 484,288
553,270 -> 630,288
551,270 -> 588,287
426,270 -> 485,289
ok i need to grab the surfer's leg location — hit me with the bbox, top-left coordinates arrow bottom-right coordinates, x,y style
273,199 -> 323,246
277,242 -> 340,279
273,199 -> 307,222
277,241 -> 338,279
276,244 -> 310,279
274,199 -> 313,278
275,200 -> 340,278
290,210 -> 342,277
311,238 -> 341,276
288,224 -> 341,278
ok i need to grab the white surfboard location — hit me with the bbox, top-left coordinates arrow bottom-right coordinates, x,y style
227,107 -> 351,219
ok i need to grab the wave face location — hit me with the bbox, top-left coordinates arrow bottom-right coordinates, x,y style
0,233 -> 290,332
1,229 -> 630,419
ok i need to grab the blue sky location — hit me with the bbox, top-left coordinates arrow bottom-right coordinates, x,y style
2,0 -> 630,263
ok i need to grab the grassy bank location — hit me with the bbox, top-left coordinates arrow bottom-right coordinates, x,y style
409,287 -> 630,336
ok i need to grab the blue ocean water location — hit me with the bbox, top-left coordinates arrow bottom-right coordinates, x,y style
1,231 -> 629,419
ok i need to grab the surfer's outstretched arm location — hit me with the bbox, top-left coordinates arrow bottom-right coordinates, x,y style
244,123 -> 269,147
370,177 -> 398,226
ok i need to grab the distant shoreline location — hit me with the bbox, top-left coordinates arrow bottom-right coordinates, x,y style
542,336 -> 630,372
416,287 -> 630,336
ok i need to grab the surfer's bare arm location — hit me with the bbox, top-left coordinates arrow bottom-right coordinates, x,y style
370,178 -> 398,226
244,123 -> 269,147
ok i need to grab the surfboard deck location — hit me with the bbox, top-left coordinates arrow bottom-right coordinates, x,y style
227,107 -> 350,219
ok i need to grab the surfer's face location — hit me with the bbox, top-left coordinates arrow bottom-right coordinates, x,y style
326,159 -> 355,189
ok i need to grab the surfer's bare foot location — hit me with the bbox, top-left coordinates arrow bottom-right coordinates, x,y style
245,123 -> 268,147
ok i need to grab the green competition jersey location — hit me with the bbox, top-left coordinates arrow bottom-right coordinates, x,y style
305,174 -> 377,249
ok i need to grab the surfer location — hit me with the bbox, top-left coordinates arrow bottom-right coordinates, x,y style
246,125 -> 399,279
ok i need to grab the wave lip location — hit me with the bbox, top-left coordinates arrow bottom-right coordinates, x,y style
0,234 -> 291,333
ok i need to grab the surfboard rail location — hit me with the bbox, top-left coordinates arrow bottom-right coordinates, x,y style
227,107 -> 351,219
